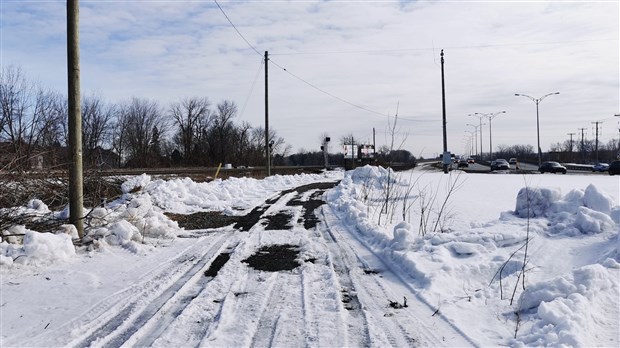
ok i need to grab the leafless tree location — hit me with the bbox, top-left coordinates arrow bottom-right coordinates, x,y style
116,97 -> 167,168
169,96 -> 212,164
82,94 -> 115,167
1,66 -> 66,170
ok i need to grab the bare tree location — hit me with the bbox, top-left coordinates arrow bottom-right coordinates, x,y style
207,100 -> 238,164
169,96 -> 211,164
82,94 -> 115,167
1,66 -> 66,170
116,97 -> 167,168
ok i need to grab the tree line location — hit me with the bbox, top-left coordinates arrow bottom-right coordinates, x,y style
1,65 -> 419,171
1,65 -> 291,170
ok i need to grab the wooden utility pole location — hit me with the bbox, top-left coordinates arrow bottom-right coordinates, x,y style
578,127 -> 587,163
592,121 -> 603,163
67,0 -> 84,237
264,51 -> 271,176
567,132 -> 576,161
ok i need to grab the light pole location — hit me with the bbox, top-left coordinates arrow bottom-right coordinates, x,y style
464,130 -> 476,157
467,123 -> 485,159
515,92 -> 560,167
475,111 -> 506,161
468,113 -> 485,160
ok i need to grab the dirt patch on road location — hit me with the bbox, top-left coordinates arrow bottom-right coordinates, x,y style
242,244 -> 301,272
167,181 -> 340,231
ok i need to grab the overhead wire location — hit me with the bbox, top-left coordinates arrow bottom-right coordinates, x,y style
238,58 -> 264,119
213,0 -> 441,123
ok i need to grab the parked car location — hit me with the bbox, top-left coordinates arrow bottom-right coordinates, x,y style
490,159 -> 510,171
592,163 -> 609,172
509,158 -> 517,165
539,161 -> 567,174
458,158 -> 469,168
608,160 -> 620,176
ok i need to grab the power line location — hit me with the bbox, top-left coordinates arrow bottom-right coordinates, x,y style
270,38 -> 618,56
213,0 -> 262,57
213,0 -> 433,124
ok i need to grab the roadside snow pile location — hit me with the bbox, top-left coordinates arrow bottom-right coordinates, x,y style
126,172 -> 342,215
515,184 -> 619,236
328,167 -> 620,346
1,229 -> 75,266
515,263 -> 619,347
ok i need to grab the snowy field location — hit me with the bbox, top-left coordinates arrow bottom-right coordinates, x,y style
1,166 -> 618,347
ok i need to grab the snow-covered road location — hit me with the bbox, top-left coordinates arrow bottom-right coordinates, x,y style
11,180 -> 475,347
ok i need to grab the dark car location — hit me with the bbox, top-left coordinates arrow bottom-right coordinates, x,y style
592,163 -> 609,172
608,160 -> 620,176
539,161 -> 567,174
458,158 -> 469,168
490,159 -> 510,171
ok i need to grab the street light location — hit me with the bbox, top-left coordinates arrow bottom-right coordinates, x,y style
468,114 -> 485,160
475,111 -> 506,161
467,123 -> 485,158
464,130 -> 476,157
515,92 -> 560,167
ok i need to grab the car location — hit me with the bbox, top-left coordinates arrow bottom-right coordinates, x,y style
592,163 -> 609,172
490,159 -> 510,171
509,158 -> 517,165
609,160 -> 620,176
458,158 -> 469,168
539,161 -> 567,174
467,158 -> 475,164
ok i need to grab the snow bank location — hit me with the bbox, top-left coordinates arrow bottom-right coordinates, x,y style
515,184 -> 618,235
517,264 -> 619,347
1,229 -> 75,266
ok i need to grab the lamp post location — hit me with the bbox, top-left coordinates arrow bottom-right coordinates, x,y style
468,113 -> 485,160
475,111 -> 506,161
467,123 -> 485,159
464,130 -> 476,157
515,92 -> 560,167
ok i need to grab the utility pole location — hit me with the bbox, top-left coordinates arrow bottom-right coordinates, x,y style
67,0 -> 84,237
567,132 -> 576,162
592,121 -> 602,163
578,127 -> 587,163
264,51 -> 270,176
440,49 -> 448,174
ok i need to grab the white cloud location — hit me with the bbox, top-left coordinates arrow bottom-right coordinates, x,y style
1,0 -> 617,158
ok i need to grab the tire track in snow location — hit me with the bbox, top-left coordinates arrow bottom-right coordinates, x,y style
321,204 -> 479,347
317,215 -> 373,347
72,232 -> 235,347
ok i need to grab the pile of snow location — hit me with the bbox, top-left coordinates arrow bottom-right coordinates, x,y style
329,166 -> 619,347
1,167 -> 618,347
515,184 -> 619,236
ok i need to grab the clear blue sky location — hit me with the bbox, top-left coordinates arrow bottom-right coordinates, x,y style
2,0 -> 618,158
